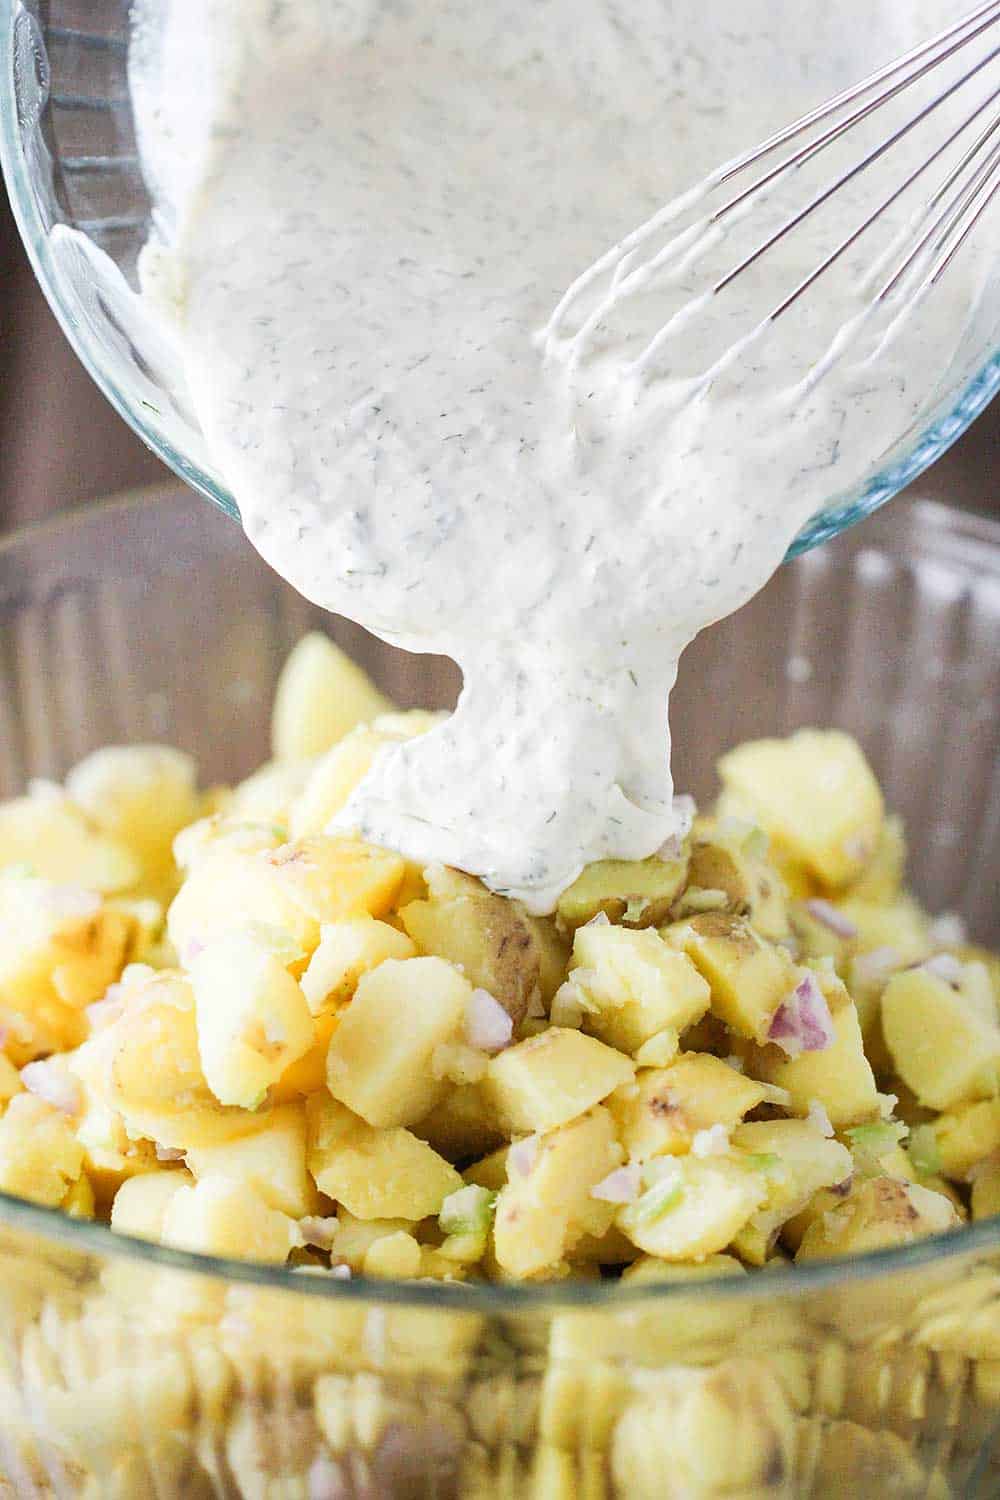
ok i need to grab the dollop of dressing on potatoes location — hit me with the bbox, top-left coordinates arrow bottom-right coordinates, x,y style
130,0 -> 992,911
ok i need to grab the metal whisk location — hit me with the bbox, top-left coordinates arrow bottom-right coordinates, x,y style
544,1 -> 1000,384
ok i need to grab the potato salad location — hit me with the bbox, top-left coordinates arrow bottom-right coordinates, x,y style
0,633 -> 997,1283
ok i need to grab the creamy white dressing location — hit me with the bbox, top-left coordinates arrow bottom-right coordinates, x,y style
130,0 -> 994,912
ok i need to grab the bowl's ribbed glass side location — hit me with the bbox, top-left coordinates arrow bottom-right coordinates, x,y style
0,489 -> 998,1496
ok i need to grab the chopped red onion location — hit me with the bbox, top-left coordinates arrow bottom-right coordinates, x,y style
300,1215 -> 339,1252
508,1136 -> 540,1179
464,989 -> 514,1054
805,899 -> 858,941
768,973 -> 835,1057
921,953 -> 964,986
583,910 -> 611,929
590,1164 -> 641,1203
807,1100 -> 835,1138
20,1061 -> 81,1117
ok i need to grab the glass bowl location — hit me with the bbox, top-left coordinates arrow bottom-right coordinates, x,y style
0,486 -> 998,1498
2,0 -> 999,557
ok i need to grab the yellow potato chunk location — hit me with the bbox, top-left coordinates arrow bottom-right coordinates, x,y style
844,814 -> 907,903
483,1028 -> 634,1134
607,1054 -> 767,1162
401,866 -> 542,1029
730,1119 -> 852,1264
667,912 -> 798,1042
972,1160 -> 1000,1221
161,1176 -> 300,1263
271,632 -> 392,762
912,1099 -> 1000,1181
65,745 -> 200,898
0,793 -> 140,893
0,1053 -> 23,1108
290,712 -> 436,836
168,834 -> 404,961
837,894 -> 931,966
189,934 -> 314,1109
326,955 -> 469,1127
493,1107 -> 622,1278
796,1176 -> 959,1260
751,971 -> 879,1127
717,730 -> 884,889
301,916 -> 416,1014
0,1094 -> 84,1206
110,1170 -> 194,1242
687,822 -> 788,940
307,1094 -> 461,1219
882,961 -> 1000,1110
185,1105 -> 316,1218
566,922 -> 710,1055
556,854 -> 689,931
102,972 -> 259,1150
228,758 -> 313,829
617,1155 -> 769,1261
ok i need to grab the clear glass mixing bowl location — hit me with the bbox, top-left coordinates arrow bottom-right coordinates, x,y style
0,486 -> 997,1498
2,0 -> 999,555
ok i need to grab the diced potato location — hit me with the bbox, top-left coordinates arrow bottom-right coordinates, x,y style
270,1008 -> 339,1101
717,730 -> 884,889
795,1176 -> 959,1260
789,900 -> 858,976
844,815 -> 907,903
290,725 -> 392,836
402,866 -> 542,1029
0,793 -> 140,893
290,711 -> 436,837
101,971 -> 260,1150
271,632 -> 393,762
556,854 -> 689,932
463,1146 -> 511,1194
169,834 -> 404,962
667,912 -> 798,1042
0,1094 -> 84,1206
687,823 -> 788,940
110,1170 -> 194,1242
307,1093 -> 461,1219
836,895 -> 931,967
229,758 -> 313,829
882,961 -> 1000,1110
301,916 -> 416,1014
0,872 -> 132,1061
188,934 -> 314,1109
65,745 -> 200,898
493,1107 -> 622,1278
161,1176 -> 300,1262
186,1105 -> 316,1218
751,971 -> 879,1128
730,1119 -> 852,1265
617,1156 -> 769,1261
363,1230 -> 423,1279
62,1173 -> 95,1219
566,923 -> 710,1054
607,1054 -> 767,1162
972,1160 -> 1000,1221
0,1054 -> 23,1108
326,956 -> 470,1127
914,1099 -> 1000,1180
483,1028 -> 634,1133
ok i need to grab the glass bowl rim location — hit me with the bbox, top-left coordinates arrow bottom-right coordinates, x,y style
1,488 -> 999,1311
2,0 -> 1000,559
